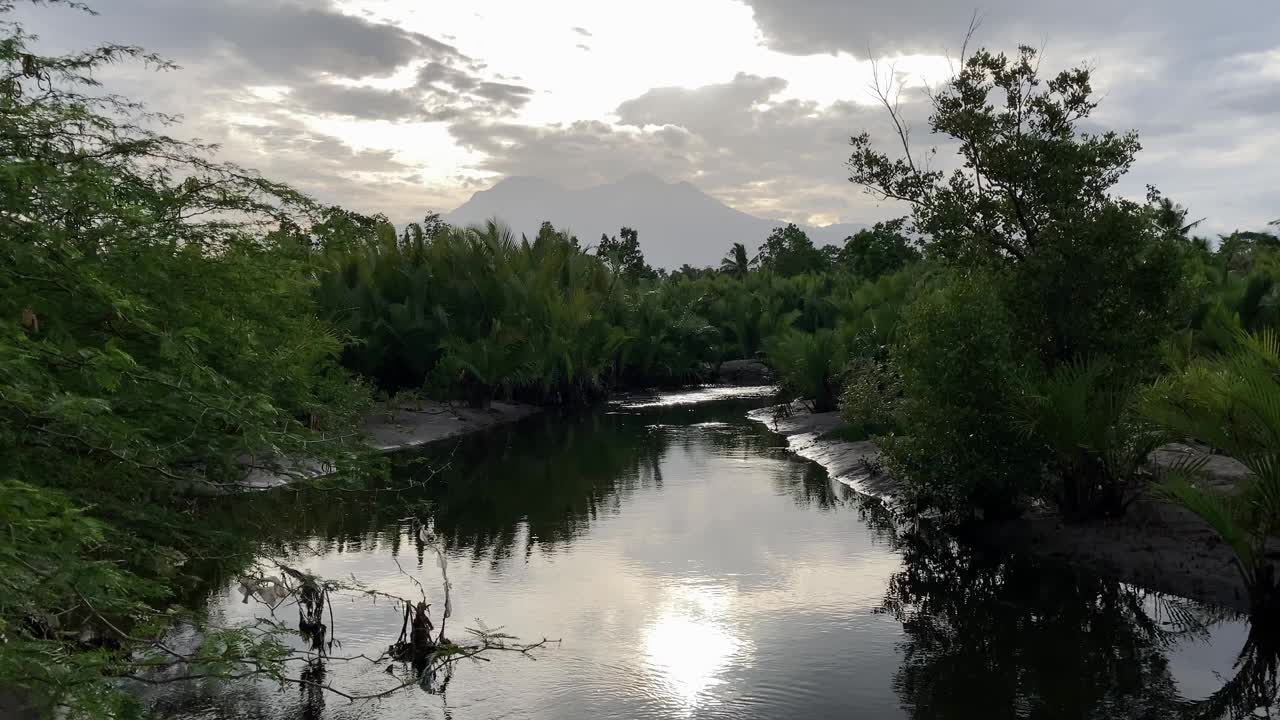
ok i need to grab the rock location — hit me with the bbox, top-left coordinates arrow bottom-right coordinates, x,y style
718,359 -> 773,385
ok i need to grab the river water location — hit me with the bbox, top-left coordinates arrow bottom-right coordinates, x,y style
152,391 -> 1269,719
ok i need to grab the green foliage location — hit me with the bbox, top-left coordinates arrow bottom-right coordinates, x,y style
317,218 -> 723,402
0,3 -> 375,714
596,226 -> 654,279
833,267 -> 921,359
765,328 -> 843,412
719,242 -> 751,277
838,356 -> 901,438
836,219 -> 920,279
756,223 -> 828,277
882,275 -> 1042,520
844,43 -> 1202,522
1143,328 -> 1280,613
849,45 -> 1189,373
1015,359 -> 1169,520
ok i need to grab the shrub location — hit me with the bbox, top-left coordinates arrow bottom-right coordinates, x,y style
883,275 -> 1042,520
1015,359 -> 1169,520
765,328 -> 844,412
838,357 -> 902,437
1143,328 -> 1280,616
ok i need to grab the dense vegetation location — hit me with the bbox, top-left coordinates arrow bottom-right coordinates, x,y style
3,1 -> 1279,716
304,206 -> 930,413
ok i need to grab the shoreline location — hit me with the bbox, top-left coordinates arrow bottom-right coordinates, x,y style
240,401 -> 541,489
749,406 -> 1261,613
241,384 -> 776,490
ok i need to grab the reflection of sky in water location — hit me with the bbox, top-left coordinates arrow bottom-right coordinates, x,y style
641,582 -> 747,713
151,403 -> 1261,720
613,385 -> 777,409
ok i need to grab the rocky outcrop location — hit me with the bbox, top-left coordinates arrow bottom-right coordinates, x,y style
718,359 -> 774,386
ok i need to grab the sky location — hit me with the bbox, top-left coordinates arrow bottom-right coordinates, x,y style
15,0 -> 1280,234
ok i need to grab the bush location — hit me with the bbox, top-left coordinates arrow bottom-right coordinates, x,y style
1015,359 -> 1169,520
765,328 -> 844,412
1143,328 -> 1280,615
883,275 -> 1043,520
838,357 -> 902,438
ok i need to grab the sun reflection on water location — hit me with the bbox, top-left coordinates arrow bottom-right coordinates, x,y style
640,583 -> 749,714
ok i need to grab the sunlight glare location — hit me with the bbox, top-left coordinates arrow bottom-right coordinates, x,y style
641,584 -> 747,713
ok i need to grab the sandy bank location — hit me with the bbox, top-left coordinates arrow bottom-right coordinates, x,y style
749,406 -> 1267,613
241,401 -> 539,489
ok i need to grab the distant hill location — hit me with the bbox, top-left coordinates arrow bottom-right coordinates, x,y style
445,173 -> 866,269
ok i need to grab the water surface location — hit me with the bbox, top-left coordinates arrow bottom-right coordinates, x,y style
152,393 -> 1269,719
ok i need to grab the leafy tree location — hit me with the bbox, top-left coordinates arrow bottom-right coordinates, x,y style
1218,229 -> 1280,274
597,226 -> 653,279
401,211 -> 451,247
310,206 -> 388,253
673,263 -> 713,280
836,219 -> 920,278
756,223 -> 828,276
882,274 -> 1043,520
848,45 -> 1188,371
0,2 -> 375,714
532,219 -> 579,251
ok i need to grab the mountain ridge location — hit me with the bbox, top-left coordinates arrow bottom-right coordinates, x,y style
446,173 -> 866,269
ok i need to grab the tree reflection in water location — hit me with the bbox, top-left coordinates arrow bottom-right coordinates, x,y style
863,499 -> 1276,720
170,402 -> 1280,720
1186,618 -> 1279,719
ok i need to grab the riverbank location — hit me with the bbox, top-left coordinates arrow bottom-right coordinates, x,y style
241,401 -> 540,489
750,406 -> 1265,613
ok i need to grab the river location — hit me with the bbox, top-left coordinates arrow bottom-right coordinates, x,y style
149,391 -> 1268,719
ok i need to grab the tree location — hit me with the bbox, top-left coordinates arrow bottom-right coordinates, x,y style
836,219 -> 920,278
756,223 -> 828,276
401,211 -> 451,247
596,226 -> 652,279
849,45 -> 1188,371
882,274 -> 1043,520
1218,230 -> 1280,273
720,242 -> 751,277
0,1 -> 376,713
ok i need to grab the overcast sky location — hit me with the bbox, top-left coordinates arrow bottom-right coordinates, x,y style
18,0 -> 1280,234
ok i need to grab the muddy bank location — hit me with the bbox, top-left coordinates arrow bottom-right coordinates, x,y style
360,401 -> 539,453
747,407 -> 897,498
750,406 -> 1265,613
241,401 -> 539,489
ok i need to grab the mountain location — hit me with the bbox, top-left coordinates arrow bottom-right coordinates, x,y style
445,173 -> 866,269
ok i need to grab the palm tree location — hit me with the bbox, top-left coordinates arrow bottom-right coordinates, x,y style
1015,359 -> 1169,520
1144,327 -> 1280,616
719,242 -> 751,277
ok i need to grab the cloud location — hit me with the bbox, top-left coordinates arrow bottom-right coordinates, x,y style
417,61 -> 481,92
616,73 -> 789,130
17,0 -> 1278,235
415,64 -> 535,118
738,0 -> 1277,60
449,73 -> 921,225
30,0 -> 468,84
673,0 -> 1280,232
16,0 -> 529,216
287,83 -> 425,120
472,81 -> 536,109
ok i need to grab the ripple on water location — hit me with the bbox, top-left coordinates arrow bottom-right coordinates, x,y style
155,396 -> 1264,720
612,385 -> 778,409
